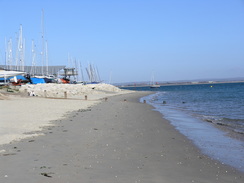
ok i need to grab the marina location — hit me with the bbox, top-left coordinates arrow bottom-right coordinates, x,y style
0,10 -> 101,86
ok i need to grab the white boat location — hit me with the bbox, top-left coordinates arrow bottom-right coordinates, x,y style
0,70 -> 25,78
0,70 -> 26,85
150,72 -> 160,88
150,84 -> 160,88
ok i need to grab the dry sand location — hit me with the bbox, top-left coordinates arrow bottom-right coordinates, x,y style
0,90 -> 243,182
0,83 -> 132,145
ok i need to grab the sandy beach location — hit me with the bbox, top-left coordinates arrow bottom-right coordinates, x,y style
0,89 -> 243,182
0,83 -> 131,145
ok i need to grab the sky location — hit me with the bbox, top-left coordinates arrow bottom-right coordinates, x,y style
0,0 -> 244,83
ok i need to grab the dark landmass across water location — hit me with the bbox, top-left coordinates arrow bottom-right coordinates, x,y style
115,77 -> 244,87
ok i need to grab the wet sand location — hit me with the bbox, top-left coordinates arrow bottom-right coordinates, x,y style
0,92 -> 243,182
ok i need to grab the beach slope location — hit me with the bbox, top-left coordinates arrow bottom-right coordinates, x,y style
0,92 -> 243,182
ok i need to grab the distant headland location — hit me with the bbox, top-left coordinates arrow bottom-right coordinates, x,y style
115,77 -> 244,87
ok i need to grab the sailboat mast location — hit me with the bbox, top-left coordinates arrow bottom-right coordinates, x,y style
45,40 -> 48,75
23,38 -> 25,72
6,38 -> 13,70
30,40 -> 36,75
4,37 -> 7,69
41,9 -> 45,75
74,58 -> 78,81
96,66 -> 101,82
15,32 -> 18,71
17,24 -> 24,72
79,61 -> 84,82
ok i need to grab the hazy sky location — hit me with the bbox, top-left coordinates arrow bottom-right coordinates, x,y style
0,0 -> 243,83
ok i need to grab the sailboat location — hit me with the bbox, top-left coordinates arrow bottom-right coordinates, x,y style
150,73 -> 160,88
150,83 -> 160,88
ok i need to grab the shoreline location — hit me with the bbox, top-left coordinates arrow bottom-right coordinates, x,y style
0,91 -> 243,182
141,93 -> 244,172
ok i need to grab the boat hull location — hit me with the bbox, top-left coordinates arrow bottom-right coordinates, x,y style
150,85 -> 160,88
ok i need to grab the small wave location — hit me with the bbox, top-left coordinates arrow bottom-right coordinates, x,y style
233,129 -> 244,134
202,115 -> 221,123
222,117 -> 244,123
148,92 -> 166,103
202,116 -> 244,134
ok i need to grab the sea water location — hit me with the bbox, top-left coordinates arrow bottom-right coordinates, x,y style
121,83 -> 244,172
